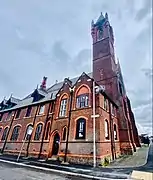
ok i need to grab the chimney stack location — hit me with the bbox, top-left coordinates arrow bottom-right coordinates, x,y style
40,76 -> 47,90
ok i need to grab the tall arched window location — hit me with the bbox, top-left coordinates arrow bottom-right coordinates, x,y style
114,124 -> 117,140
10,126 -> 21,141
1,127 -> 8,141
34,123 -> 43,140
75,118 -> 86,139
59,95 -> 68,117
62,127 -> 67,141
105,120 -> 109,140
76,86 -> 89,108
45,122 -> 51,140
24,124 -> 33,140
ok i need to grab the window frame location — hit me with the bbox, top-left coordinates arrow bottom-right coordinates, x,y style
103,97 -> 107,111
62,127 -> 67,141
34,123 -> 43,141
76,94 -> 89,109
24,124 -> 33,141
59,98 -> 67,117
44,122 -> 51,140
25,106 -> 32,117
10,125 -> 21,141
15,109 -> 21,119
75,118 -> 86,140
38,105 -> 45,115
105,120 -> 109,140
114,124 -> 117,140
1,127 -> 9,141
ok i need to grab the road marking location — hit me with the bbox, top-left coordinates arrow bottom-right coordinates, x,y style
0,159 -> 113,180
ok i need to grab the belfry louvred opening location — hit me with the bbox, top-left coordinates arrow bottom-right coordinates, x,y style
0,12 -> 140,166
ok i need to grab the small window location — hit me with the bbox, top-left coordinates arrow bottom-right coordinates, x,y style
123,99 -> 128,118
1,127 -> 9,141
75,118 -> 86,139
62,127 -> 67,141
105,120 -> 109,140
0,114 -> 3,121
6,111 -> 12,121
76,94 -> 89,108
59,99 -> 67,117
104,97 -> 107,111
15,109 -> 21,119
114,124 -> 117,140
119,82 -> 123,96
38,105 -> 45,114
34,123 -> 43,140
25,107 -> 32,117
45,122 -> 51,140
111,105 -> 114,115
10,126 -> 21,141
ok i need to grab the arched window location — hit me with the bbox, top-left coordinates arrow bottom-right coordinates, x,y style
34,123 -> 43,140
76,86 -> 89,108
59,95 -> 68,117
75,118 -> 86,139
114,124 -> 117,140
24,124 -> 33,140
10,126 -> 21,141
105,120 -> 109,140
62,127 -> 67,141
45,122 -> 51,140
1,127 -> 8,141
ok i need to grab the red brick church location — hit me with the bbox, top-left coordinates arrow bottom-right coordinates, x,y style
0,12 -> 140,165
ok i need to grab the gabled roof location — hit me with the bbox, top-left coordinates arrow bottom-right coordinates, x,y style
0,71 -> 118,113
47,72 -> 92,93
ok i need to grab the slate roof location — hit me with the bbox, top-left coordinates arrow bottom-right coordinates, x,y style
0,72 -> 92,113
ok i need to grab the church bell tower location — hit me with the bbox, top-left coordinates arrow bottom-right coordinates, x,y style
91,12 -> 118,99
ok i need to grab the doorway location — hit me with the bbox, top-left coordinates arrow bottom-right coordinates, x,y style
52,133 -> 60,156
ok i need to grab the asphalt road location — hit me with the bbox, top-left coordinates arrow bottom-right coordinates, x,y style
0,162 -> 91,180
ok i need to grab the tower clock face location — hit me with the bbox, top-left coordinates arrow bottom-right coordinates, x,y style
97,29 -> 103,40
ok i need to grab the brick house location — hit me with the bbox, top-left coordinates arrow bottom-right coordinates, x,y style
0,12 -> 140,165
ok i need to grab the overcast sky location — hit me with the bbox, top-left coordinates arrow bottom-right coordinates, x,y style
0,0 -> 152,135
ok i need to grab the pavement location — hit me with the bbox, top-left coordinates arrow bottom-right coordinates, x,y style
0,143 -> 152,180
108,144 -> 149,168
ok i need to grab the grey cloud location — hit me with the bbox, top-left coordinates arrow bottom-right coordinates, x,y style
135,0 -> 152,21
141,68 -> 153,79
51,41 -> 71,63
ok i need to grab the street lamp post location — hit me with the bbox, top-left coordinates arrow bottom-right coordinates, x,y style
91,81 -> 105,168
92,80 -> 96,168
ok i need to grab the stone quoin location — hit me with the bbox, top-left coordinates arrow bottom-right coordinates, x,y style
0,12 -> 140,166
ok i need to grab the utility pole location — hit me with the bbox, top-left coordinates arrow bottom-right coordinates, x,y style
64,87 -> 74,163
